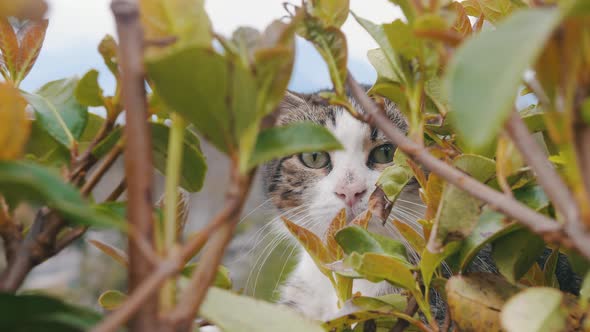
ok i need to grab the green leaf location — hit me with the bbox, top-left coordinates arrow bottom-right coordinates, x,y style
420,241 -> 460,290
0,293 -> 101,332
247,122 -> 342,170
445,8 -> 562,152
25,120 -> 69,167
492,229 -> 546,283
308,0 -> 349,27
384,20 -> 420,60
181,264 -> 232,290
543,248 -> 560,288
346,252 -> 416,291
146,47 -> 257,154
388,0 -> 416,22
0,161 -> 123,229
98,35 -> 118,77
93,123 -> 207,192
335,226 -> 408,263
98,290 -> 126,311
452,209 -> 518,272
151,123 -> 207,192
452,181 -> 552,269
352,12 -> 405,84
446,273 -> 520,332
375,151 -> 413,203
428,155 -> 496,251
75,69 -> 104,107
367,48 -> 398,83
140,0 -> 212,58
298,21 -> 348,95
500,288 -> 566,332
199,287 -> 325,332
24,77 -> 89,148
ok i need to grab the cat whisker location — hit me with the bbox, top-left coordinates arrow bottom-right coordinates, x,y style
396,198 -> 426,208
271,243 -> 299,298
247,211 -> 313,296
228,206 -> 308,265
238,198 -> 273,224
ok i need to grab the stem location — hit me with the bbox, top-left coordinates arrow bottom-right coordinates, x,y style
81,144 -> 123,196
0,209 -> 63,291
345,73 -> 590,259
505,110 -> 579,224
389,296 -> 419,332
161,113 -> 186,310
112,0 -> 159,330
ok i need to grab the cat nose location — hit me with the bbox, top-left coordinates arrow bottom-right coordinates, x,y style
334,184 -> 367,207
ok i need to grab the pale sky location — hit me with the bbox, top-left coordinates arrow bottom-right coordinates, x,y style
22,0 -> 402,92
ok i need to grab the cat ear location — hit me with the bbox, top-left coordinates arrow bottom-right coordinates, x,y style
281,91 -> 308,108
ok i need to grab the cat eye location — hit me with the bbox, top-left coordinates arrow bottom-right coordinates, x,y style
369,144 -> 395,164
299,151 -> 330,169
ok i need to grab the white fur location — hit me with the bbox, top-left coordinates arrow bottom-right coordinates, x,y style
279,110 -> 393,320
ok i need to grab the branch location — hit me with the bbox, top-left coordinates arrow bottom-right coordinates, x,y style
504,110 -> 579,224
81,144 -> 123,196
345,73 -> 590,259
106,179 -> 127,202
389,296 -> 419,332
0,209 -> 63,291
111,0 -> 159,330
90,169 -> 254,332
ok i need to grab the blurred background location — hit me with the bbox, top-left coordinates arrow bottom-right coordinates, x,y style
18,0 -> 404,308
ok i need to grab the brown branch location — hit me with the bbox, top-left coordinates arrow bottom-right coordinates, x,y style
75,119 -> 115,165
81,144 -> 123,196
345,73 -> 590,259
111,0 -> 159,331
91,169 -> 254,332
0,209 -> 63,291
505,110 -> 579,224
505,110 -> 590,255
389,296 -> 419,332
107,179 -> 127,201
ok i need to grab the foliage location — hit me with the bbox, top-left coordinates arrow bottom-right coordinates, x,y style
0,0 -> 589,331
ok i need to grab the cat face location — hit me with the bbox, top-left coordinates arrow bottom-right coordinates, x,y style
264,91 -> 413,236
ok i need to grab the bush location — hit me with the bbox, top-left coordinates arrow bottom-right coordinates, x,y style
0,0 -> 589,331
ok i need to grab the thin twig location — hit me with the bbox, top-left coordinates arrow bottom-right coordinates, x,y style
345,73 -> 590,259
106,179 -> 127,201
389,296 -> 419,332
81,144 -> 123,195
505,110 -> 579,224
53,226 -> 88,254
112,0 -> 159,330
505,110 -> 590,255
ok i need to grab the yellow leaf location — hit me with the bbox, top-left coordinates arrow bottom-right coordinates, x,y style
0,83 -> 29,160
351,210 -> 372,229
281,216 -> 332,269
326,208 -> 346,260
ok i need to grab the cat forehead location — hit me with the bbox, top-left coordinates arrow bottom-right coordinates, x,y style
276,91 -> 407,140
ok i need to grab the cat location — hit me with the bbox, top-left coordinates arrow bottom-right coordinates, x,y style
261,89 -> 582,322
263,90 -> 425,320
